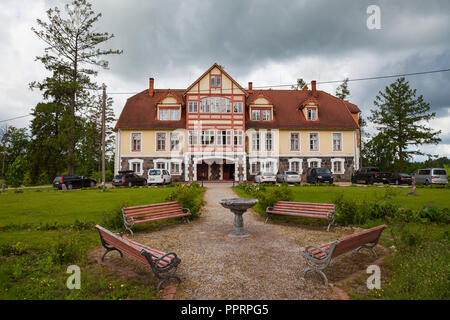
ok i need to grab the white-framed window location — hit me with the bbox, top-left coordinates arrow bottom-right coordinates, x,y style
252,132 -> 260,151
332,133 -> 343,152
262,109 -> 271,121
188,101 -> 198,113
170,132 -> 180,151
265,132 -> 273,151
201,130 -> 215,145
156,132 -> 166,151
307,108 -> 317,120
290,132 -> 300,151
265,161 -> 275,173
170,162 -> 181,174
159,108 -> 179,121
250,161 -> 261,174
252,109 -> 260,120
307,158 -> 322,168
331,158 -> 345,174
309,133 -> 319,151
131,132 -> 142,152
233,130 -> 243,146
233,102 -> 243,113
128,159 -> 144,175
188,130 -> 198,145
291,161 -> 300,173
155,162 -> 167,170
170,109 -> 179,120
217,130 -> 232,145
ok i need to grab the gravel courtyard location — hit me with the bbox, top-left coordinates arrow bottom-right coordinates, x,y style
104,183 -> 384,299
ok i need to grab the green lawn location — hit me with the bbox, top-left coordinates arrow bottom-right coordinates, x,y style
0,185 -> 194,300
0,186 -> 174,226
233,184 -> 450,213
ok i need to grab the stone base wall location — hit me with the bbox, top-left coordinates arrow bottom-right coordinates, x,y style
120,157 -> 185,179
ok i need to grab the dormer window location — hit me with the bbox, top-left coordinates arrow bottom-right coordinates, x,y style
158,107 -> 179,120
307,108 -> 317,120
211,75 -> 221,88
251,108 -> 272,121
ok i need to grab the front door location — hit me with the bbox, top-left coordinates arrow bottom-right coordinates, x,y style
197,163 -> 208,181
223,163 -> 235,180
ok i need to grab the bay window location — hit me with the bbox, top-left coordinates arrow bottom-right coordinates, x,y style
201,130 -> 215,145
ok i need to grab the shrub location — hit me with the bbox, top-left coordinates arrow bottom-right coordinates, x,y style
166,184 -> 205,218
255,184 -> 292,212
49,237 -> 82,265
0,242 -> 28,256
101,205 -> 127,231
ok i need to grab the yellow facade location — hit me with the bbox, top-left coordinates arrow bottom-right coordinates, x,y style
120,129 -> 185,157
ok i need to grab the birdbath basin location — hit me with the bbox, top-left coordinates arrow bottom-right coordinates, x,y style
219,198 -> 258,238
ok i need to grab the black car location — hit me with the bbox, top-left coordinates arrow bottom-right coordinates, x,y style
351,167 -> 388,184
112,170 -> 147,187
306,168 -> 334,184
387,173 -> 413,185
53,175 -> 97,190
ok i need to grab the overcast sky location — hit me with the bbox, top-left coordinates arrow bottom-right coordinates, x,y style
1,0 -> 449,160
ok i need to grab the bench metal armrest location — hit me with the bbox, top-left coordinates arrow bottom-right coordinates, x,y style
112,231 -> 124,237
182,207 -> 191,214
266,206 -> 273,213
304,245 -> 329,258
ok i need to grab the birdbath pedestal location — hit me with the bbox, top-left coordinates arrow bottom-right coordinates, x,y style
219,198 -> 258,238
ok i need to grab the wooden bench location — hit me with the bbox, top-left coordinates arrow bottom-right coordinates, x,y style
265,201 -> 335,231
95,225 -> 181,290
122,201 -> 191,235
301,224 -> 387,285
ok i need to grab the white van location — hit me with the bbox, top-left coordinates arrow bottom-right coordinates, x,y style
147,169 -> 172,185
413,168 -> 448,185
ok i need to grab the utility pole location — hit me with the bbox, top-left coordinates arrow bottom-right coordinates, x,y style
1,124 -> 8,180
101,85 -> 106,192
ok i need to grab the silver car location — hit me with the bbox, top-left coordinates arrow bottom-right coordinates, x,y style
276,171 -> 301,184
413,168 -> 448,185
254,171 -> 277,184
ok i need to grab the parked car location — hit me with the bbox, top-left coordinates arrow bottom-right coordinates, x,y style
53,175 -> 97,190
147,169 -> 172,185
112,170 -> 147,187
254,172 -> 277,184
276,171 -> 301,184
413,168 -> 448,185
387,173 -> 413,185
351,167 -> 389,184
306,168 -> 334,184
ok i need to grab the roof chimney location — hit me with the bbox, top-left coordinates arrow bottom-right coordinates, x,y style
311,80 -> 317,97
149,78 -> 154,97
248,82 -> 253,93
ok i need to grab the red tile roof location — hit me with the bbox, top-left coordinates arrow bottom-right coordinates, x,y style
115,88 -> 360,130
115,89 -> 186,130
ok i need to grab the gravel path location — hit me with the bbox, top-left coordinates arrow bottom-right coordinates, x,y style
129,184 -> 357,300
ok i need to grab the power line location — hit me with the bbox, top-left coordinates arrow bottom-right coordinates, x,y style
0,114 -> 32,123
2,67 -> 450,122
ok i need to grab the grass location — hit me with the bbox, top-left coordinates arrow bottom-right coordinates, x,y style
0,186 -> 174,226
0,185 -> 203,300
233,184 -> 450,214
234,183 -> 450,300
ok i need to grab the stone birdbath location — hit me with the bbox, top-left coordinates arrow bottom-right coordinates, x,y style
219,198 -> 258,238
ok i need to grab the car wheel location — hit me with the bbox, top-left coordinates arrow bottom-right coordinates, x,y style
128,182 -> 133,188
67,184 -> 73,190
143,181 -> 147,186
424,180 -> 430,186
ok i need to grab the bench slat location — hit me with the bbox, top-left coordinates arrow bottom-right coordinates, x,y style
125,208 -> 186,219
127,212 -> 192,224
124,203 -> 182,215
124,201 -> 180,210
267,210 -> 328,220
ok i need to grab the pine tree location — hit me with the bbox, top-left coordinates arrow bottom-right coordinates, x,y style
292,78 -> 307,90
368,77 -> 441,170
31,0 -> 122,174
335,78 -> 350,100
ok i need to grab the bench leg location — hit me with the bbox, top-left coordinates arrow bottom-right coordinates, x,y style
101,247 -> 123,262
265,214 -> 271,224
157,274 -> 182,291
124,224 -> 134,236
356,245 -> 377,258
183,216 -> 190,224
327,218 -> 334,232
302,267 -> 329,286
